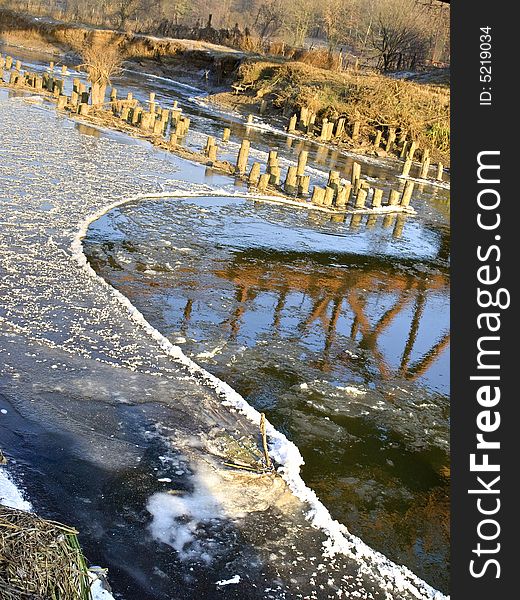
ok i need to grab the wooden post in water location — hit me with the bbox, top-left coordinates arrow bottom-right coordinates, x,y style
57,95 -> 67,110
247,114 -> 254,125
388,190 -> 400,206
257,173 -> 270,192
319,118 -> 329,141
140,112 -> 153,130
401,158 -> 412,178
121,106 -> 131,121
268,166 -> 281,185
287,114 -> 297,132
323,186 -> 335,207
222,127 -> 231,142
248,162 -> 261,186
78,103 -> 90,116
259,99 -> 267,115
49,61 -> 54,71
296,150 -> 308,176
335,184 -> 351,209
207,144 -> 218,163
351,162 -> 361,187
171,108 -> 182,124
299,106 -> 309,126
372,188 -> 383,209
267,150 -> 278,168
407,141 -> 417,161
169,132 -> 178,146
419,156 -> 431,179
153,118 -> 164,135
298,175 -> 310,196
328,170 -> 340,188
355,188 -> 368,209
335,117 -> 346,138
400,141 -> 409,158
284,166 -> 298,194
236,139 -> 251,175
436,163 -> 444,181
132,107 -> 142,125
70,90 -> 79,108
400,181 -> 415,207
205,136 -> 216,156
385,127 -> 396,152
15,59 -> 21,71
5,56 -> 13,70
311,186 -> 325,206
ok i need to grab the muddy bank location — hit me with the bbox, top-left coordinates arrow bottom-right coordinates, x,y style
0,9 -> 242,85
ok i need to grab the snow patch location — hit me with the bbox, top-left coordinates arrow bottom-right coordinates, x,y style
146,486 -> 222,561
0,468 -> 32,511
216,575 -> 241,586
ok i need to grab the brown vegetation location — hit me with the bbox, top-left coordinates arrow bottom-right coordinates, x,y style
0,506 -> 91,600
224,57 -> 450,162
78,34 -> 123,105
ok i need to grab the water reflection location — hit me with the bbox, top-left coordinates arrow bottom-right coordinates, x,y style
211,253 -> 449,392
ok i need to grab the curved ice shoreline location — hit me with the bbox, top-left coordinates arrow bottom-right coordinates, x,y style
0,91 -> 447,599
74,191 -> 447,600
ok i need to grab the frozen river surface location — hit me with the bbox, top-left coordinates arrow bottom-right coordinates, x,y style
0,89 -> 447,599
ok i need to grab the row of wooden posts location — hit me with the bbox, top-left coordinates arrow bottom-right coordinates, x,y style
314,211 -> 411,239
400,145 -> 444,182
2,54 -> 415,213
285,105 -> 445,183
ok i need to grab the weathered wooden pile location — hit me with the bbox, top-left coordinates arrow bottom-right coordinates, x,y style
1,54 -> 418,213
285,106 -> 445,183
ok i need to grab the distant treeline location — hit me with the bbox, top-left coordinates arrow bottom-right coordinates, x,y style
0,0 -> 450,71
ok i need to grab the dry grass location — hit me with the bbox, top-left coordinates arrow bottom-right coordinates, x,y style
237,57 -> 450,161
0,506 -> 91,600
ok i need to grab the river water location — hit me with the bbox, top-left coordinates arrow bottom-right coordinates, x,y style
1,42 -> 450,595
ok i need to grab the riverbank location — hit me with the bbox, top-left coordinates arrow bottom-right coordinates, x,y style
0,8 -> 450,167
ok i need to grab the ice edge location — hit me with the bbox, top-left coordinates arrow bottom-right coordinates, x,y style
71,189 -> 447,600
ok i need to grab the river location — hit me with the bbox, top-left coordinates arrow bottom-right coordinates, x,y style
0,42 -> 450,597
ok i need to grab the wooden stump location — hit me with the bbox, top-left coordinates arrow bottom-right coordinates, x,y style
400,181 -> 415,207
236,139 -> 251,175
371,188 -> 383,209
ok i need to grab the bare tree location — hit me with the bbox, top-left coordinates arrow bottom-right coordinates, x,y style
284,0 -> 317,47
112,0 -> 143,30
371,0 -> 432,71
79,35 -> 123,106
253,0 -> 285,40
